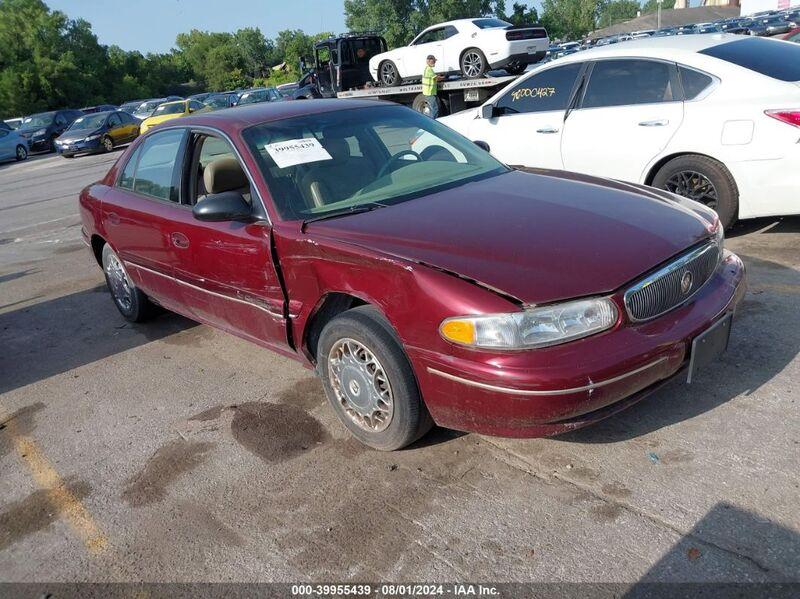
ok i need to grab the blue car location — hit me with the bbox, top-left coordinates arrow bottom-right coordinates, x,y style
0,127 -> 30,163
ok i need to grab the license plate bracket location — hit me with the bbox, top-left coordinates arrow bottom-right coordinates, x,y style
687,313 -> 733,383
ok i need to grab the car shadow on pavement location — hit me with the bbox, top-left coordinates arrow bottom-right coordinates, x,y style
560,253 -> 800,444
625,502 -> 800,585
726,215 -> 800,238
0,285 -> 196,394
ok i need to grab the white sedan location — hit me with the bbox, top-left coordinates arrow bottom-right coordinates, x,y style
369,18 -> 549,86
438,34 -> 800,228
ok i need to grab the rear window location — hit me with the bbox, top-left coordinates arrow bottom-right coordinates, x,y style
473,19 -> 511,29
699,37 -> 800,82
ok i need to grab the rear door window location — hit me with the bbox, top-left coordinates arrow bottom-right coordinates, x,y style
582,59 -> 678,108
699,37 -> 800,82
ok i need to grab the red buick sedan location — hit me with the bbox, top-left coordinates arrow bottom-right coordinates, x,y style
79,100 -> 746,450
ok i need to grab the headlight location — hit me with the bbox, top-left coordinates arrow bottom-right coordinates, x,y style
713,218 -> 724,251
33,128 -> 47,137
84,133 -> 101,141
440,297 -> 618,350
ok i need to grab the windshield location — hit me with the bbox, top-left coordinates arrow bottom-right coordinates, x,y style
153,102 -> 185,116
238,91 -> 266,105
21,113 -> 55,128
242,105 -> 508,220
135,101 -> 162,114
68,113 -> 107,131
204,95 -> 231,108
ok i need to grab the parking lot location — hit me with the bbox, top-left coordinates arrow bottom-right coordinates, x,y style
0,149 -> 798,585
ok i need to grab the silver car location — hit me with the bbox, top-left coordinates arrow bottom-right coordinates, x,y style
0,127 -> 29,163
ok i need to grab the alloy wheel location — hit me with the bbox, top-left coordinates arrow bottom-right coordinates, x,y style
380,62 -> 398,85
664,170 -> 719,210
104,250 -> 133,312
103,137 -> 114,152
328,338 -> 394,432
462,51 -> 484,78
16,145 -> 27,160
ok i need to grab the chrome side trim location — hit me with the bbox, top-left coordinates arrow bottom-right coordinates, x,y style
426,356 -> 669,397
124,260 -> 284,320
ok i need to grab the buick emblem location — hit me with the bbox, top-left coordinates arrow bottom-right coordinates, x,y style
680,271 -> 693,294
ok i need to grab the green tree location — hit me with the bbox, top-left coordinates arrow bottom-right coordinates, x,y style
540,0 -> 600,40
641,0 -> 676,14
597,0 -> 639,28
504,2 -> 539,25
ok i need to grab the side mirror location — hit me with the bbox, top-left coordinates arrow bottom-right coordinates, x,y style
473,140 -> 490,153
481,104 -> 499,119
193,191 -> 252,222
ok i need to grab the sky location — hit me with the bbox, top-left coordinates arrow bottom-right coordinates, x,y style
46,0 -> 351,54
47,0 -> 546,54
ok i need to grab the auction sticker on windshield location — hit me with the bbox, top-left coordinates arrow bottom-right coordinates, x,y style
265,138 -> 333,168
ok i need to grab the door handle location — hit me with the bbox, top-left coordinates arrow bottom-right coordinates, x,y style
638,119 -> 669,127
170,232 -> 190,249
536,127 -> 560,134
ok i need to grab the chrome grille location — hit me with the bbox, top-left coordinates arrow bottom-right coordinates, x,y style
624,241 -> 720,322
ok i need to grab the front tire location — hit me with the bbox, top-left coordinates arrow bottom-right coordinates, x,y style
101,243 -> 156,323
317,306 -> 433,451
461,48 -> 487,79
652,154 -> 738,229
102,135 -> 114,153
379,60 -> 401,87
15,145 -> 27,161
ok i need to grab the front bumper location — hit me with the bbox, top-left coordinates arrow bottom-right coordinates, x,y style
56,137 -> 102,156
408,251 -> 746,438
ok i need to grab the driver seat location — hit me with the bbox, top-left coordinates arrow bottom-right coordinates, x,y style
298,135 -> 374,208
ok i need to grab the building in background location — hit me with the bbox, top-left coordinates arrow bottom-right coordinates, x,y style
740,0 -> 795,14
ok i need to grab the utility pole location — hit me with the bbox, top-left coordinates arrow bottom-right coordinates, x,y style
657,0 -> 663,30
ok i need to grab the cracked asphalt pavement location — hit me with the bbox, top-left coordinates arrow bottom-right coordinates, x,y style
0,150 -> 798,583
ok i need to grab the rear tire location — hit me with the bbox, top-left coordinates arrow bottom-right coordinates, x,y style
317,306 -> 433,451
460,48 -> 488,79
15,145 -> 27,161
101,243 -> 156,323
379,60 -> 401,87
412,93 -> 441,117
652,154 -> 738,229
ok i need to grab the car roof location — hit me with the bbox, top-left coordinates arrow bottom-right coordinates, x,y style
175,98 -> 393,133
554,33 -> 744,64
420,17 -> 510,31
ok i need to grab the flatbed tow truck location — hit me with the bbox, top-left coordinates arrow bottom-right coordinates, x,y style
290,32 -> 523,116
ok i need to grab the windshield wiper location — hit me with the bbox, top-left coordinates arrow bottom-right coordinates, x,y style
300,202 -> 386,232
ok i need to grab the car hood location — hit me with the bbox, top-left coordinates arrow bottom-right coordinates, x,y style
17,125 -> 51,136
58,128 -> 101,142
307,169 -> 715,305
142,113 -> 183,127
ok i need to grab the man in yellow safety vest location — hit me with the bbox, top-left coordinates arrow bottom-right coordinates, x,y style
422,55 -> 444,118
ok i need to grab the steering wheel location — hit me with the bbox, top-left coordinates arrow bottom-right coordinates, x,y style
377,150 -> 422,179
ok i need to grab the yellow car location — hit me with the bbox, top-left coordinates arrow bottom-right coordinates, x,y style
139,99 -> 207,134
